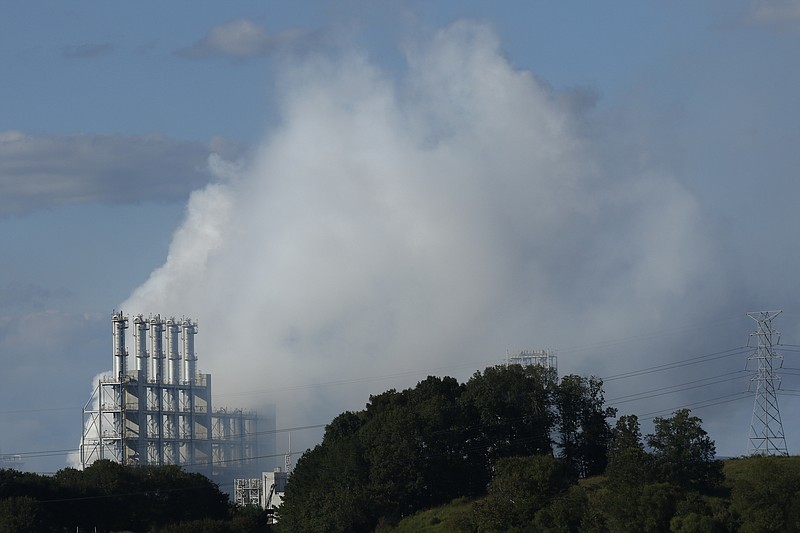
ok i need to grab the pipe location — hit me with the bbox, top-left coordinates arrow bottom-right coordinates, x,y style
133,315 -> 149,379
112,312 -> 128,379
181,319 -> 198,383
166,319 -> 181,384
149,316 -> 165,383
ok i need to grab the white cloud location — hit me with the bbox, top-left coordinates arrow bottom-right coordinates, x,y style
0,131 -> 242,215
746,0 -> 800,25
0,309 -> 107,472
122,21 -> 720,449
178,18 -> 316,59
61,42 -> 114,59
0,282 -> 71,312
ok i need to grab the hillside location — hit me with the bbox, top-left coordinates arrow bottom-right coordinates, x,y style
384,456 -> 800,533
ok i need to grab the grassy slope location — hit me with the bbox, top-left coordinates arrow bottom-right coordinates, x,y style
386,456 -> 800,532
377,497 -> 476,533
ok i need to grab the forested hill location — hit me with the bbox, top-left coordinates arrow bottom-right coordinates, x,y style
383,455 -> 800,533
276,363 -> 736,532
2,364 -> 796,532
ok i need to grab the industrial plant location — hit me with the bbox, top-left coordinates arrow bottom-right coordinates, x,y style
505,349 -> 557,373
80,312 -> 274,485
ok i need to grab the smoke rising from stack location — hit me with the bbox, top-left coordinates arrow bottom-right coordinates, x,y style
120,21 -> 719,444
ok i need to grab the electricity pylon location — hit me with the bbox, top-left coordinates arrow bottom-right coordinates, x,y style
746,310 -> 789,456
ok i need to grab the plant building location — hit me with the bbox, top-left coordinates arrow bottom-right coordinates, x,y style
80,312 -> 273,484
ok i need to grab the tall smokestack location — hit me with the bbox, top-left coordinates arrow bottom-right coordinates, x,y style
133,315 -> 149,381
166,318 -> 181,384
181,319 -> 197,383
149,315 -> 165,383
112,312 -> 128,379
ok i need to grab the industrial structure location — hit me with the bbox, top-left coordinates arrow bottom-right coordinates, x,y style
0,451 -> 23,470
234,437 -> 292,518
233,468 -> 289,523
80,312 -> 274,484
746,310 -> 789,456
505,349 -> 557,374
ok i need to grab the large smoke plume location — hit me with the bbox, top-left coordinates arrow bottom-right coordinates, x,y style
121,22 -> 722,450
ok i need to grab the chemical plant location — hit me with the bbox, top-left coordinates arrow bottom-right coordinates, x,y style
80,312 -> 274,486
505,349 -> 557,373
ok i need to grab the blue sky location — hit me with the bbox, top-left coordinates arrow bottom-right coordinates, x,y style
2,1 -> 800,472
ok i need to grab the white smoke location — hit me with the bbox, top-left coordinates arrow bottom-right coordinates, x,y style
121,21 -> 716,445
68,370 -> 111,469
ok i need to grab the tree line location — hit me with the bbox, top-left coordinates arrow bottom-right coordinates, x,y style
3,364 -> 796,532
277,364 -> 624,531
276,364 -> 800,532
0,460 -> 261,532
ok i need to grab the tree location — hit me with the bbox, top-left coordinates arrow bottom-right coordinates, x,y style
460,364 -> 556,473
277,438 -> 372,533
729,456 -> 800,533
555,375 -> 616,477
0,496 -> 50,533
472,455 -> 575,532
646,409 -> 723,492
532,483 -> 589,533
605,414 -> 653,487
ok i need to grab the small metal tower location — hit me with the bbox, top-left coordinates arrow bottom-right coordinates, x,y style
746,310 -> 789,456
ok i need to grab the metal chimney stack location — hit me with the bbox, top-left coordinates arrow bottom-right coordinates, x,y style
112,312 -> 129,379
149,316 -> 165,383
133,315 -> 149,381
182,319 -> 198,384
82,311 -> 268,481
166,319 -> 181,384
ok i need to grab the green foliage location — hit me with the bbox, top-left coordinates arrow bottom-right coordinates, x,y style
277,369 -> 742,533
278,436 -> 373,533
669,512 -> 726,533
532,483 -> 589,532
605,414 -> 654,487
382,497 -> 476,533
460,364 -> 557,463
669,492 -> 728,533
0,462 -> 231,532
280,366 -> 571,532
728,456 -> 800,533
0,496 -> 50,533
472,455 -> 575,532
555,375 -> 616,478
646,409 -> 723,492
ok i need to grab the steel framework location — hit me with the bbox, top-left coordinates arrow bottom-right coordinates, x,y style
746,310 -> 789,456
505,349 -> 558,374
81,312 -> 270,482
234,478 -> 263,506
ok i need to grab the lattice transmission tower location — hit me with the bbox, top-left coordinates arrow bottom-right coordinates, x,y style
746,310 -> 789,456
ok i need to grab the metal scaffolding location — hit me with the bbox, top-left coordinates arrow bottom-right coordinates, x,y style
505,349 -> 558,374
81,312 -> 270,481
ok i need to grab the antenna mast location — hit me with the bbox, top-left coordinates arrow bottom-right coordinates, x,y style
284,433 -> 292,473
746,310 -> 789,456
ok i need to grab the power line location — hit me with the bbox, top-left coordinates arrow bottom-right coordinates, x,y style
602,346 -> 748,382
607,371 -> 746,406
636,391 -> 752,421
6,423 -> 328,459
